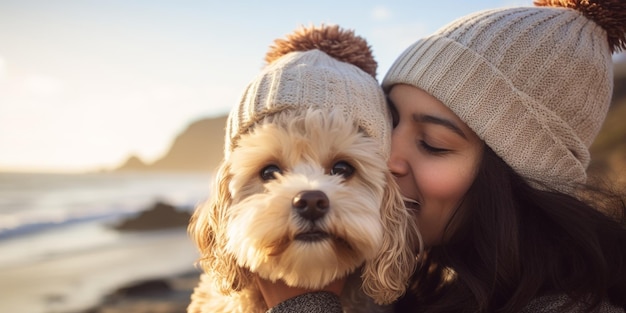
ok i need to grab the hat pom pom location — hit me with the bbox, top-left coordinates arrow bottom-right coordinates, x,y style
534,0 -> 626,53
264,24 -> 378,78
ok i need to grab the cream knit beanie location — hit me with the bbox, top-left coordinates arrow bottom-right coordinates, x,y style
382,0 -> 626,191
224,25 -> 390,159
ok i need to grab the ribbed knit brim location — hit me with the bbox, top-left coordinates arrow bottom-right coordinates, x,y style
383,7 -> 613,192
226,49 -> 390,159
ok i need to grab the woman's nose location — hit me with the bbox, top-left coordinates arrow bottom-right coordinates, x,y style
388,132 -> 409,177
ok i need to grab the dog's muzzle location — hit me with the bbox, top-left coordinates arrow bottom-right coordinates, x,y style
292,190 -> 334,242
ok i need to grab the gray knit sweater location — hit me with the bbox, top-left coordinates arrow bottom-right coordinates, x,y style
267,292 -> 342,313
266,292 -> 624,313
519,295 -> 624,313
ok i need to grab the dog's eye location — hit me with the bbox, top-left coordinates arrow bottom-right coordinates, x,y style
260,165 -> 282,181
330,161 -> 354,178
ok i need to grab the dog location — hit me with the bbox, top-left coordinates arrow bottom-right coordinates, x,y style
186,25 -> 418,313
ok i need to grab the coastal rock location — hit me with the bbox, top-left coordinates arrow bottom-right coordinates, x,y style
113,201 -> 191,231
113,115 -> 227,173
148,115 -> 227,172
115,155 -> 148,172
108,279 -> 173,298
83,273 -> 200,313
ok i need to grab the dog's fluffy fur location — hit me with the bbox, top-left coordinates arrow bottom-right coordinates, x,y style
187,108 -> 417,312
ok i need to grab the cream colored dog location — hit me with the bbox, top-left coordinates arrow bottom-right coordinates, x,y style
187,25 -> 418,313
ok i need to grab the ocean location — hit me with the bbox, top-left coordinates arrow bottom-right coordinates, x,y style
0,171 -> 213,313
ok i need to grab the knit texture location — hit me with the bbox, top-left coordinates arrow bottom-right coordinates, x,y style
382,6 -> 613,191
519,294 -> 624,313
263,292 -> 625,313
225,49 -> 390,159
266,291 -> 343,313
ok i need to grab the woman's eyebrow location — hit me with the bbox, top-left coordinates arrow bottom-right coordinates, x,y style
413,113 -> 467,139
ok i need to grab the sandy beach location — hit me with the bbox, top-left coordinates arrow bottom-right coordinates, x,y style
0,172 -> 213,313
0,226 -> 201,313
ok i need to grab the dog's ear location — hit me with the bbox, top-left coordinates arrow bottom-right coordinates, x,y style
188,161 -> 252,294
361,170 -> 422,304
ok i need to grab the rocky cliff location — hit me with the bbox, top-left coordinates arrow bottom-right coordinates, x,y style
115,115 -> 227,173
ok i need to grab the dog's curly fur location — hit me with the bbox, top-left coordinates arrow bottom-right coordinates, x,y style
187,108 -> 418,313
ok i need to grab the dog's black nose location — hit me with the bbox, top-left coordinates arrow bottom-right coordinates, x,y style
292,190 -> 329,221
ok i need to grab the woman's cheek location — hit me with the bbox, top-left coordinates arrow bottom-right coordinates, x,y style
423,164 -> 473,199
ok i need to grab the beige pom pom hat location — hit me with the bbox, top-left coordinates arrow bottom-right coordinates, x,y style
224,25 -> 391,159
382,0 -> 626,191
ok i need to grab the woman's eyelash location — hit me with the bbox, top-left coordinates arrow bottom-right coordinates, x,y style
419,140 -> 450,154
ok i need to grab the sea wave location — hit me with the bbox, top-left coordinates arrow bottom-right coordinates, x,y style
0,172 -> 211,239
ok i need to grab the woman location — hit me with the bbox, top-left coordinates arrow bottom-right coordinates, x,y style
260,0 -> 626,312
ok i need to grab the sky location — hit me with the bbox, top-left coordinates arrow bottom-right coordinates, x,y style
2,0 -> 618,173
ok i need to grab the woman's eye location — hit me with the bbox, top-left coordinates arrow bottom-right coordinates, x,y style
330,161 -> 355,178
420,140 -> 451,154
260,165 -> 282,181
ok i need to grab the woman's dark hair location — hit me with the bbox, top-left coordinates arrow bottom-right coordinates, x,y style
395,145 -> 626,313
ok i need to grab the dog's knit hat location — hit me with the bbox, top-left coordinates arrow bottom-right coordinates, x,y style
382,0 -> 626,191
224,25 -> 390,159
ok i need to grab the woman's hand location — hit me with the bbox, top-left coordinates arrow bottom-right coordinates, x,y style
255,275 -> 346,308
